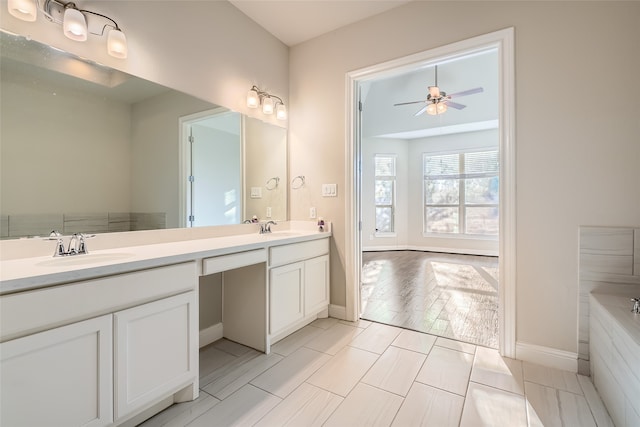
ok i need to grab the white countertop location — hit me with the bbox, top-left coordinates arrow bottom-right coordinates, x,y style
0,229 -> 331,295
590,291 -> 640,347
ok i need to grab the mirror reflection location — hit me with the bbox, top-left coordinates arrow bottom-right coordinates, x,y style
0,31 -> 287,239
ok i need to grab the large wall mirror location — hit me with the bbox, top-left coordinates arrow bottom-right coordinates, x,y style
0,31 -> 287,239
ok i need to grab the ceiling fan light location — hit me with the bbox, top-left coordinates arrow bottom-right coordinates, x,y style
428,86 -> 440,98
426,103 -> 437,116
8,0 -> 37,22
63,7 -> 87,41
107,29 -> 127,59
436,102 -> 447,114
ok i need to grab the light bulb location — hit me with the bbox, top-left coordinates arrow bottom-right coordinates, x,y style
276,103 -> 287,120
436,102 -> 448,114
426,103 -> 437,116
107,29 -> 127,59
247,88 -> 259,108
8,0 -> 37,22
63,7 -> 87,41
262,97 -> 274,115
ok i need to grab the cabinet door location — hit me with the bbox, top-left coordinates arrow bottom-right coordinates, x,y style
305,254 -> 330,314
269,261 -> 304,335
114,292 -> 197,420
0,315 -> 113,427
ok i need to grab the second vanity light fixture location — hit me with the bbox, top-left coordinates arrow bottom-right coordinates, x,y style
247,85 -> 287,120
7,0 -> 128,58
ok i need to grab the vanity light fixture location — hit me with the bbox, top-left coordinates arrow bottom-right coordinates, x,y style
8,0 -> 37,22
246,85 -> 287,120
62,4 -> 87,41
6,0 -> 128,59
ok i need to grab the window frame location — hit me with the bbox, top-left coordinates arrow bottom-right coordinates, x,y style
422,148 -> 499,239
374,154 -> 397,237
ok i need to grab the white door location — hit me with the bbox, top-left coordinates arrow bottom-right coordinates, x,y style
183,111 -> 242,227
0,315 -> 113,427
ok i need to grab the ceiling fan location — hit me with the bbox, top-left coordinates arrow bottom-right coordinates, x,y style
394,65 -> 483,116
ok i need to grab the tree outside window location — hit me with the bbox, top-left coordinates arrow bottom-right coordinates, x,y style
423,150 -> 499,236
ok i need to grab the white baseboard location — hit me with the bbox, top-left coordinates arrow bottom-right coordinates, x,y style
362,245 -> 498,257
516,342 -> 578,372
329,304 -> 346,320
199,323 -> 223,348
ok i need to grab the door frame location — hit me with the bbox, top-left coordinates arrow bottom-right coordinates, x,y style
178,107 -> 233,228
345,28 -> 516,357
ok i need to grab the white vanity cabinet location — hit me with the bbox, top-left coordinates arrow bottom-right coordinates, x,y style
0,262 -> 198,427
268,238 -> 330,342
0,315 -> 113,427
114,292 -> 197,420
270,261 -> 305,335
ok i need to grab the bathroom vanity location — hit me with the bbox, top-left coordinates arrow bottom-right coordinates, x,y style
0,224 -> 331,427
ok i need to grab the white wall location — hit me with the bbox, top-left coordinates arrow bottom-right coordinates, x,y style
244,117 -> 287,222
1,66 -> 131,214
289,2 -> 640,354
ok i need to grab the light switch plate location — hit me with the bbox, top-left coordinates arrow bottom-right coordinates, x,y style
250,187 -> 262,198
322,184 -> 337,197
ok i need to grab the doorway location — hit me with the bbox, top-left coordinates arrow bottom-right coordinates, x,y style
345,28 -> 516,357
179,109 -> 243,228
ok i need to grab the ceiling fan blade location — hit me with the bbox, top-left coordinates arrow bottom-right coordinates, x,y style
444,101 -> 466,110
394,100 -> 426,106
448,87 -> 483,98
414,105 -> 428,116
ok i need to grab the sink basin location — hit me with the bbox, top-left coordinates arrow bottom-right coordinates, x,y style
261,232 -> 304,238
37,252 -> 134,267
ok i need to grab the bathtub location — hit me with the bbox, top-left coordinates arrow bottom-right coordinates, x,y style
589,291 -> 640,427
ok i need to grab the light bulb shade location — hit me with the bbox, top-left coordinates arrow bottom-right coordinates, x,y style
428,86 -> 440,98
262,97 -> 274,115
247,89 -> 260,108
8,0 -> 37,22
436,102 -> 448,114
426,103 -> 437,116
63,7 -> 87,41
107,29 -> 128,58
276,103 -> 287,120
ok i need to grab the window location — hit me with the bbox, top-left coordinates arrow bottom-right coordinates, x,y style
423,150 -> 499,236
374,155 -> 396,234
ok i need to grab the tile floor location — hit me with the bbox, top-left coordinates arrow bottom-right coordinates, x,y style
139,319 -> 613,427
361,251 -> 499,348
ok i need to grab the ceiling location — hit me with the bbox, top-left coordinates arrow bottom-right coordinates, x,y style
228,0 -> 411,46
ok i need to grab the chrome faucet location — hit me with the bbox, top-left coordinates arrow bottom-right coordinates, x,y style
50,231 -> 91,257
632,298 -> 640,314
260,221 -> 277,234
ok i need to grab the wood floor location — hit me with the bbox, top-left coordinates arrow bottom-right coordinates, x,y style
138,321 -> 611,427
361,251 -> 499,348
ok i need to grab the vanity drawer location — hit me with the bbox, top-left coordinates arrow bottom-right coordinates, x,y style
202,249 -> 267,275
0,262 -> 197,342
270,238 -> 329,267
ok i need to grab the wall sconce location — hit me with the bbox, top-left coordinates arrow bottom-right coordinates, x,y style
6,0 -> 128,59
247,85 -> 287,120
